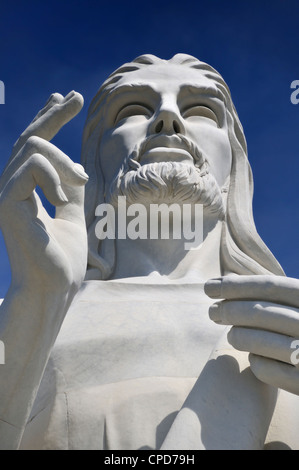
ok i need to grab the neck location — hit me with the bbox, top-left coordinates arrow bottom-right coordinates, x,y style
110,209 -> 223,282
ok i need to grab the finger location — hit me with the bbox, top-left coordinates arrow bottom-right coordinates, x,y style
1,136 -> 88,193
4,153 -> 68,208
209,300 -> 299,337
10,91 -> 84,161
31,93 -> 64,123
205,275 -> 299,308
249,354 -> 299,395
227,327 -> 296,366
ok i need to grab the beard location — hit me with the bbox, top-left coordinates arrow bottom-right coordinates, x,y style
107,135 -> 226,219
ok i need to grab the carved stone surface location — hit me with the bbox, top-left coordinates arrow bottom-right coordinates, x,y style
0,54 -> 299,450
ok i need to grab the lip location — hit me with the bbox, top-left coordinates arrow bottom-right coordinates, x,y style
140,135 -> 194,164
141,147 -> 194,165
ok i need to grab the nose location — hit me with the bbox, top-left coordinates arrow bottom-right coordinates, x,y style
149,98 -> 185,135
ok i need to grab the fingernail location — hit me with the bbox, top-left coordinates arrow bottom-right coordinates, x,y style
204,278 -> 223,298
57,186 -> 68,203
209,303 -> 222,323
49,92 -> 63,104
65,90 -> 76,101
73,163 -> 89,181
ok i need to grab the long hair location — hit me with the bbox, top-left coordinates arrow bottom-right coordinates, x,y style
81,54 -> 284,280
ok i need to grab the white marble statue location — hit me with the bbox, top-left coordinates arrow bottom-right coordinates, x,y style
0,54 -> 299,450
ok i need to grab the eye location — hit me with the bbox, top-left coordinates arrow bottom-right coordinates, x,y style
115,104 -> 152,124
183,105 -> 219,126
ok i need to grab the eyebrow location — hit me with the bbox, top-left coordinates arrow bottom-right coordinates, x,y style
106,83 -> 158,104
179,84 -> 224,102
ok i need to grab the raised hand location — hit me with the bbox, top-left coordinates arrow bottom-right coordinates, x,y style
0,91 -> 88,292
205,275 -> 299,395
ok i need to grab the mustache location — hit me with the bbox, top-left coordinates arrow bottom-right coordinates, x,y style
108,159 -> 225,219
125,134 -> 208,174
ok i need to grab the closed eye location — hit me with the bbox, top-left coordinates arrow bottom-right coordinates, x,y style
115,104 -> 152,124
183,105 -> 219,126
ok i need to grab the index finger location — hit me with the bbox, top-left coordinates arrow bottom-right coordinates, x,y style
10,91 -> 84,162
204,275 -> 299,309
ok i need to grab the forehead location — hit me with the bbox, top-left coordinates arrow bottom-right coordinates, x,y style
110,62 -> 220,98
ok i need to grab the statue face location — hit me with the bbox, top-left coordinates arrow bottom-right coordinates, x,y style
99,62 -> 232,193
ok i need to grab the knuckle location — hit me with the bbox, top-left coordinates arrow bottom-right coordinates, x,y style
24,135 -> 44,153
27,152 -> 44,166
261,275 -> 278,291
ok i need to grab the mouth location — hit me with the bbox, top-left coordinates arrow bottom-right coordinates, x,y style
141,147 -> 194,165
139,135 -> 195,165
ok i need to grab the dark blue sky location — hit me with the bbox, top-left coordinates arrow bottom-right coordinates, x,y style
0,0 -> 298,297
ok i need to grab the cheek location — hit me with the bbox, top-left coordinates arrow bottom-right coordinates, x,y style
99,130 -> 135,184
99,123 -> 148,183
206,133 -> 232,187
188,126 -> 232,187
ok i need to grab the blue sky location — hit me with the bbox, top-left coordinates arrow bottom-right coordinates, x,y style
0,0 -> 298,297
